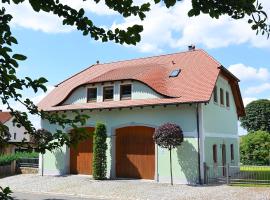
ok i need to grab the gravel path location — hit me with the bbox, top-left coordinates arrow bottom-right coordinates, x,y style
0,174 -> 269,200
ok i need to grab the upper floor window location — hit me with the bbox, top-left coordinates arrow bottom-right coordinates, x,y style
13,133 -> 16,140
213,144 -> 217,163
230,144 -> 234,161
120,84 -> 132,100
226,91 -> 230,107
103,86 -> 114,101
220,88 -> 224,105
87,88 -> 97,102
213,86 -> 218,103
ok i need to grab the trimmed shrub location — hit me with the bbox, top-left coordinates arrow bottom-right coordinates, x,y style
153,123 -> 184,185
93,123 -> 107,180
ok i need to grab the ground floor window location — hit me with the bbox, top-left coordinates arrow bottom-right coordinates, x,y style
230,144 -> 234,161
213,144 -> 217,164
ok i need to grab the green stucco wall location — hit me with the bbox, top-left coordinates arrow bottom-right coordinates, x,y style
202,75 -> 240,169
41,104 -> 200,184
158,138 -> 199,184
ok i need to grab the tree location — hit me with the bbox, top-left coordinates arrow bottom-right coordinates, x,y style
93,123 -> 107,180
240,130 -> 270,165
240,99 -> 270,133
153,123 -> 183,185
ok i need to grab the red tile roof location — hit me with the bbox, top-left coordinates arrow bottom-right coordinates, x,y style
38,49 -> 245,116
0,112 -> 13,124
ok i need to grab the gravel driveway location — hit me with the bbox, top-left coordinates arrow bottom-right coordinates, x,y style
0,174 -> 269,200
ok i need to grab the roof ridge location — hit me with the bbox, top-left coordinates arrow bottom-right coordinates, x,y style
96,49 -> 202,66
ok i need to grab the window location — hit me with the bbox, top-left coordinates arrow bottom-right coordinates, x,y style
120,84 -> 132,100
213,144 -> 217,163
103,86 -> 114,101
213,86 -> 218,103
13,133 -> 16,140
230,144 -> 234,161
169,69 -> 181,77
226,91 -> 230,107
87,88 -> 97,102
220,88 -> 224,105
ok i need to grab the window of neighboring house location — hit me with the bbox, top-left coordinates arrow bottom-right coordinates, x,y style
120,84 -> 132,100
213,86 -> 218,103
220,88 -> 224,105
13,133 -> 16,140
103,86 -> 114,101
230,144 -> 234,161
213,144 -> 217,164
226,91 -> 230,107
87,88 -> 97,102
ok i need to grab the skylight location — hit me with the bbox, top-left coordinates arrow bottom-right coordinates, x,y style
169,69 -> 181,77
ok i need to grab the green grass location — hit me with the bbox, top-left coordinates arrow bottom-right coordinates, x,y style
230,166 -> 270,187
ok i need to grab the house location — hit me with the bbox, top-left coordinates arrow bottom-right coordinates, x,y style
38,48 -> 244,184
0,111 -> 30,154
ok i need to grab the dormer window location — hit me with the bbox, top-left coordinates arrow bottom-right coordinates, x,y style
87,88 -> 97,102
120,84 -> 132,100
103,86 -> 114,101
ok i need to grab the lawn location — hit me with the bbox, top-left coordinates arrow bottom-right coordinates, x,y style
230,166 -> 270,187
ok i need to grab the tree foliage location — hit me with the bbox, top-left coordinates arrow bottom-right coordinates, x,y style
153,123 -> 184,150
240,99 -> 270,133
0,186 -> 12,200
240,130 -> 270,165
93,123 -> 107,180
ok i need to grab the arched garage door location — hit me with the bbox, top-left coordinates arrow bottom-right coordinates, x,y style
70,127 -> 94,175
116,126 -> 155,179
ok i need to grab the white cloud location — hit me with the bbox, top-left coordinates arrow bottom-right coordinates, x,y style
243,97 -> 258,106
112,0 -> 270,52
228,63 -> 270,82
3,0 -> 270,50
245,83 -> 270,95
4,0 -> 116,33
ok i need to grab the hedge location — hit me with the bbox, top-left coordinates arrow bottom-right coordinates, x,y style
0,152 -> 38,166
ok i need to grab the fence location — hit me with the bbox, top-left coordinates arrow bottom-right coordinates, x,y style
204,163 -> 270,186
16,158 -> 39,168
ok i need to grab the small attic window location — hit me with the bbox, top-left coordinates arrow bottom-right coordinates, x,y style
169,69 -> 181,77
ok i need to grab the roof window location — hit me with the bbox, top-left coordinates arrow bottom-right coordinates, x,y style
169,69 -> 181,77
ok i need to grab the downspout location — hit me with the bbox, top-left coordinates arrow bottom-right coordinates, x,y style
196,103 -> 202,184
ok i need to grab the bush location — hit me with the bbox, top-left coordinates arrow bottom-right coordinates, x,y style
0,151 -> 38,166
240,130 -> 270,165
93,123 -> 107,180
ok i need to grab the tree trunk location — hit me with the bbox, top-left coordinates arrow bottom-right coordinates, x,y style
169,148 -> 173,185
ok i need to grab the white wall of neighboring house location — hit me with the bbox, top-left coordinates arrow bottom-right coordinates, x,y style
5,117 -> 30,143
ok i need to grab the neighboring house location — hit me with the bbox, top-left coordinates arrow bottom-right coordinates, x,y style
38,48 -> 245,184
0,111 -> 30,154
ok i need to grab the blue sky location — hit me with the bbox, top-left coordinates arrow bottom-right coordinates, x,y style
1,0 -> 270,134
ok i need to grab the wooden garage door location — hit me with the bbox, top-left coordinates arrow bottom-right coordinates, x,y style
116,126 -> 155,179
70,127 -> 94,175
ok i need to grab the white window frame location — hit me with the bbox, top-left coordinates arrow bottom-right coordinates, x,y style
119,82 -> 133,100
